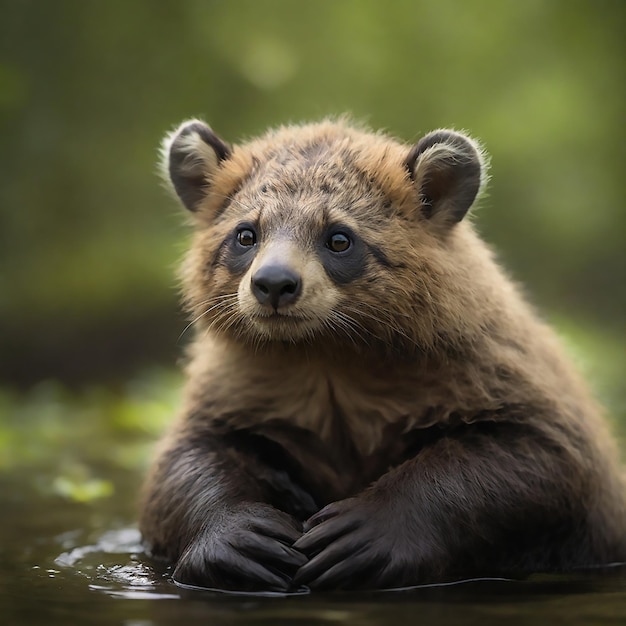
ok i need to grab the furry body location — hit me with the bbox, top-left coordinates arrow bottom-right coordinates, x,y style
140,119 -> 626,591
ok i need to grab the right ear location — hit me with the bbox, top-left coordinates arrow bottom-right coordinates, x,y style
161,119 -> 231,212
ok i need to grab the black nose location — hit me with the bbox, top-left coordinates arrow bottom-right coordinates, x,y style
251,264 -> 302,309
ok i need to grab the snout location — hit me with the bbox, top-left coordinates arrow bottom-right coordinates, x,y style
251,264 -> 302,310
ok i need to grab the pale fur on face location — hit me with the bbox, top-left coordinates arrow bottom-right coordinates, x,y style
236,235 -> 342,343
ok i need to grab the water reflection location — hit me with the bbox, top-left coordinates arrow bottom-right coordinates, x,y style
55,528 -> 180,600
51,525 -> 626,611
3,512 -> 626,626
52,526 -> 516,600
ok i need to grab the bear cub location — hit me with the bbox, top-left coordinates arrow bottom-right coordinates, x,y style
140,118 -> 626,591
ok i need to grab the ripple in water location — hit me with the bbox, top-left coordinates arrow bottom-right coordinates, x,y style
52,527 -> 515,599
54,526 -> 626,603
55,527 -> 179,599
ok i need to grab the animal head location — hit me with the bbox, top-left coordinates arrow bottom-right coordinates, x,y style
161,119 -> 489,352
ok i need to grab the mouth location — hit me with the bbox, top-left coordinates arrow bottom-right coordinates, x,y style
254,311 -> 309,324
250,311 -> 318,340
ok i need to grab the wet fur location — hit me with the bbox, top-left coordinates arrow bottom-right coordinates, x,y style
141,118 -> 626,591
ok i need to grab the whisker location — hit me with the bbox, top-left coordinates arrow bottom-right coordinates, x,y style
204,303 -> 242,339
325,310 -> 365,347
178,293 -> 239,342
341,302 -> 419,347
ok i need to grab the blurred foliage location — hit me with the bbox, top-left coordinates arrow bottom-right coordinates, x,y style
551,317 -> 626,445
0,0 -> 623,390
0,368 -> 181,500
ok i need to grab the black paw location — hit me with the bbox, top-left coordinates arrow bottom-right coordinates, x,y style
292,497 -> 431,590
173,504 -> 307,592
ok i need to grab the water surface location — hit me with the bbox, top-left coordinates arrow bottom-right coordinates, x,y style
2,378 -> 626,625
4,469 -> 626,626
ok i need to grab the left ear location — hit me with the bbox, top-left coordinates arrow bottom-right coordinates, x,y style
405,129 -> 487,227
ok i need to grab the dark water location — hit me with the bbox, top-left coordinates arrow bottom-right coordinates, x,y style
3,375 -> 626,626
4,473 -> 626,626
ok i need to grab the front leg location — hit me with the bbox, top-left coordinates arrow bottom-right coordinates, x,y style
293,422 -> 594,590
140,420 -> 312,591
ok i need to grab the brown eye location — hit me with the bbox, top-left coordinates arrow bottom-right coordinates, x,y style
236,228 -> 256,247
327,232 -> 351,253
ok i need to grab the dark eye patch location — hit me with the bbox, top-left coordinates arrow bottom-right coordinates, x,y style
217,222 -> 259,274
365,242 -> 405,270
319,225 -> 366,284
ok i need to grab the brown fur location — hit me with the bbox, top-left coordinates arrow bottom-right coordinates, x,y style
141,118 -> 626,591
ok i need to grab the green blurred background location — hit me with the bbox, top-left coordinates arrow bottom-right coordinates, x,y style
0,0 -> 624,491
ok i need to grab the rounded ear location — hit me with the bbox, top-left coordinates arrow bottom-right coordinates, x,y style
405,129 -> 487,227
160,119 -> 231,212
